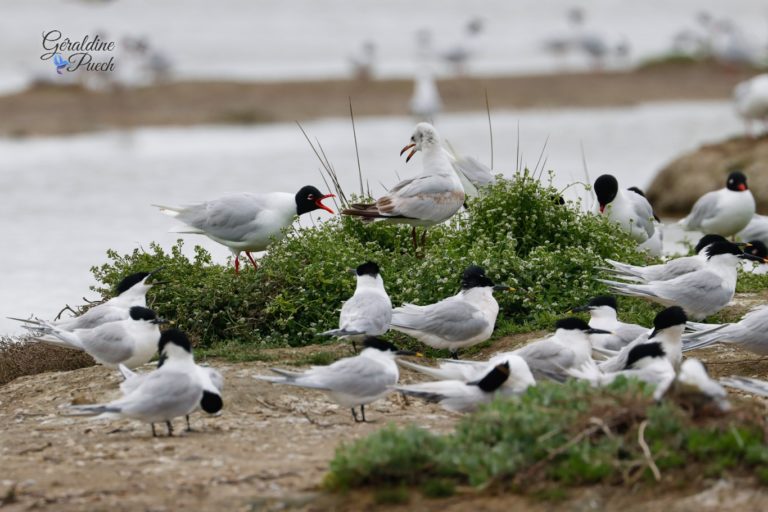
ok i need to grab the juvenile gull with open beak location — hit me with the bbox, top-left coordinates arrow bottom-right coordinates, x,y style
342,123 -> 465,250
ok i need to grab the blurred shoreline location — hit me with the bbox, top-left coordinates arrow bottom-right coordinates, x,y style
1,63 -> 755,138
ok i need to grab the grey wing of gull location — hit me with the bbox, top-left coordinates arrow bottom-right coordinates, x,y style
600,331 -> 651,372
340,292 -> 391,335
514,339 -> 574,380
653,270 -> 732,310
388,173 -> 458,197
391,300 -> 487,342
299,357 -> 395,396
57,305 -> 126,330
616,323 -> 649,344
79,324 -> 133,364
117,371 -> 201,419
657,257 -> 704,281
739,215 -> 768,244
683,191 -> 719,230
175,194 -> 271,242
628,193 -> 655,238
452,156 -> 494,186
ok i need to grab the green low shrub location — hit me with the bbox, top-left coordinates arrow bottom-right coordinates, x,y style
325,379 -> 768,495
91,172 -> 655,348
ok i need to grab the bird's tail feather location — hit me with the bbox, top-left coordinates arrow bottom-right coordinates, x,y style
320,328 -> 364,337
682,336 -> 719,353
6,316 -> 43,326
394,385 -> 446,404
152,204 -> 183,217
118,364 -> 136,381
397,359 -> 472,381
566,359 -> 603,385
720,376 -> 768,397
66,404 -> 122,416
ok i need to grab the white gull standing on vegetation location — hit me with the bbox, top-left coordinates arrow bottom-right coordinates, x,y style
155,185 -> 335,273
341,123 -> 465,250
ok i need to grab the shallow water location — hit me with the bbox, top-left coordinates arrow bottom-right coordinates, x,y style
2,0 -> 767,93
0,101 -> 743,335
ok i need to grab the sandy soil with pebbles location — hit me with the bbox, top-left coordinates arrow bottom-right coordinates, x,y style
3,325 -> 768,511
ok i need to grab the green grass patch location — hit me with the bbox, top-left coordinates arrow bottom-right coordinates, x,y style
325,379 -> 768,496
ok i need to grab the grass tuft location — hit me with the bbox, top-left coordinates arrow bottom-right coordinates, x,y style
325,378 -> 768,495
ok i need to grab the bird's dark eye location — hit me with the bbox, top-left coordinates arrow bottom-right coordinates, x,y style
410,136 -> 415,142
307,194 -> 314,200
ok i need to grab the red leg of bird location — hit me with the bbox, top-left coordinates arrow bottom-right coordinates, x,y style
245,252 -> 259,270
411,227 -> 417,252
234,256 -> 240,275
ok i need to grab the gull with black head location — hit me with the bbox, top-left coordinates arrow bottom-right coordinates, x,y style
678,171 -> 755,237
593,174 -> 656,245
155,185 -> 335,273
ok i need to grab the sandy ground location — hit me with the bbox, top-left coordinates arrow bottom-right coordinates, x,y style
0,64 -> 755,137
4,322 -> 768,511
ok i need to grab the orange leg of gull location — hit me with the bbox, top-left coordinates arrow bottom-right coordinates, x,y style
245,252 -> 259,270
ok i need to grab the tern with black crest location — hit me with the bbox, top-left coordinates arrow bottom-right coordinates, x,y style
395,362 -> 518,413
600,241 -> 762,320
27,306 -> 168,369
321,261 -> 392,350
67,329 -> 205,437
571,295 -> 647,351
9,269 -> 164,331
389,265 -> 509,359
255,337 -> 415,423
602,234 -> 726,283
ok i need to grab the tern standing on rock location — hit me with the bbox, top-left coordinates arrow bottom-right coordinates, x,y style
321,261 -> 392,350
155,185 -> 335,273
389,265 -> 509,359
678,171 -> 755,237
342,123 -> 465,250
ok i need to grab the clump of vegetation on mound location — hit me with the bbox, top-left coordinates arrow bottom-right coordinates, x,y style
91,172 -> 656,348
0,336 -> 95,386
325,379 -> 768,498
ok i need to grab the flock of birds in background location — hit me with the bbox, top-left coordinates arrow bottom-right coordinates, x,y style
10,120 -> 768,434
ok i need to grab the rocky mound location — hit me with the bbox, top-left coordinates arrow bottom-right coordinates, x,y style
647,134 -> 768,217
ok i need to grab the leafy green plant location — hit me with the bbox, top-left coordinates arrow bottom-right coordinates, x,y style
91,172 -> 656,348
325,379 -> 768,496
